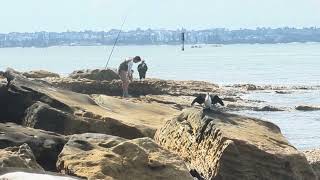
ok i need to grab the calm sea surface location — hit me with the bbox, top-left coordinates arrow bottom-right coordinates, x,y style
0,43 -> 320,149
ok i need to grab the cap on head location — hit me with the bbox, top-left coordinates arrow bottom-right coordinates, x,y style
133,56 -> 141,63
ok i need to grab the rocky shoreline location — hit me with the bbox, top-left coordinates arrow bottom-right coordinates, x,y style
0,68 -> 320,180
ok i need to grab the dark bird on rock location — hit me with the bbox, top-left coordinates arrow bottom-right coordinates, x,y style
0,69 -> 15,87
191,93 -> 224,108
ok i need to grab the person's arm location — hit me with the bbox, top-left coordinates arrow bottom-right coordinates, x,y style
127,61 -> 134,80
129,70 -> 134,81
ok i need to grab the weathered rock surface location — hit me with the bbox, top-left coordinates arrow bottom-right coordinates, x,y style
92,95 -> 178,136
57,133 -> 193,180
23,101 -> 146,139
0,69 -> 175,139
155,109 -> 316,180
23,70 -> 60,79
296,105 -> 320,111
0,123 -> 67,171
0,69 -> 73,124
304,149 -> 320,178
69,69 -> 119,81
0,143 -> 44,171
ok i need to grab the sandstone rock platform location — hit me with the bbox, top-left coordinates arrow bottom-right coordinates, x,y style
57,133 -> 193,180
155,109 -> 316,180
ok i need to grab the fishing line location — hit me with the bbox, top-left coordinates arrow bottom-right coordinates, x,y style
104,14 -> 128,69
104,2 -> 132,69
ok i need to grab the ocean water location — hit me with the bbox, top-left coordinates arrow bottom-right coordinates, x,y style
239,90 -> 320,150
1,43 -> 320,149
1,43 -> 320,85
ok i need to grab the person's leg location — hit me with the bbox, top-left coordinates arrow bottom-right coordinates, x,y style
125,81 -> 131,97
138,71 -> 142,80
124,72 -> 132,97
119,71 -> 128,97
123,81 -> 128,96
142,71 -> 146,79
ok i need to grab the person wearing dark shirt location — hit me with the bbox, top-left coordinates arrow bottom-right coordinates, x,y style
137,60 -> 148,80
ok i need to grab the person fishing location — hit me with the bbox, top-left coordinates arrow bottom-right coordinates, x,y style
137,60 -> 148,80
118,56 -> 142,97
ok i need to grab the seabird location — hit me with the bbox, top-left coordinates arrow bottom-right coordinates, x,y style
191,93 -> 225,109
0,70 -> 15,87
204,92 -> 212,109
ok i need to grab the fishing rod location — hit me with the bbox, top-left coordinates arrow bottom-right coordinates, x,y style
104,13 -> 129,69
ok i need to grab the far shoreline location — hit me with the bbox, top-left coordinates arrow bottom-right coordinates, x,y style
1,41 -> 320,49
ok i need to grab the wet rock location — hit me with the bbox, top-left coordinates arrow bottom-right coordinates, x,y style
232,84 -> 263,91
296,105 -> 320,111
57,133 -> 193,180
155,109 -> 316,180
23,70 -> 60,79
254,105 -> 285,112
225,103 -> 258,111
0,144 -> 44,171
275,90 -> 293,94
303,149 -> 320,178
23,101 -> 145,139
222,97 -> 240,102
69,69 -> 119,81
0,123 -> 67,171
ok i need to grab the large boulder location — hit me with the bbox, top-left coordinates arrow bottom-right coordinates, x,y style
0,144 -> 44,171
155,109 -> 316,180
69,69 -> 119,81
0,123 -> 67,171
57,133 -> 193,180
0,69 -> 72,124
23,70 -> 60,79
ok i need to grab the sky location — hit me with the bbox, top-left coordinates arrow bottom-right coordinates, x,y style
0,0 -> 320,33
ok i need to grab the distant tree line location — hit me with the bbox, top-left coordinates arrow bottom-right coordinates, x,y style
0,27 -> 320,48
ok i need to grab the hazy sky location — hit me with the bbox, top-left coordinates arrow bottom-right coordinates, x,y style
1,0 -> 320,32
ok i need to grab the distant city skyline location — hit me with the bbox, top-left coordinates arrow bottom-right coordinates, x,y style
1,26 -> 320,33
1,0 -> 320,33
2,28 -> 320,48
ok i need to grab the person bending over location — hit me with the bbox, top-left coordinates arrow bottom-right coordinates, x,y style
118,56 -> 141,97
